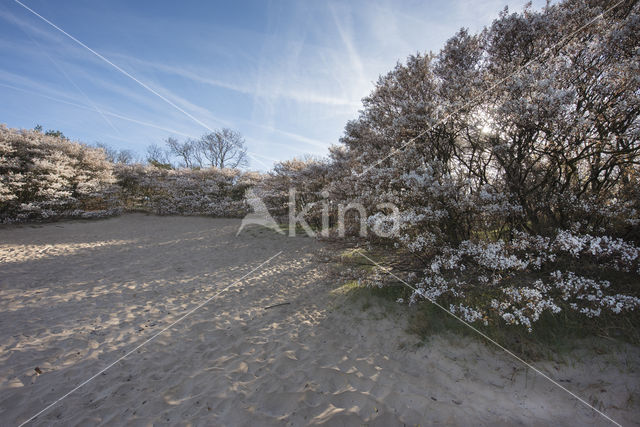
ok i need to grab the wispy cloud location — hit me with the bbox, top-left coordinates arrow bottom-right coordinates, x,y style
328,3 -> 368,95
253,124 -> 331,150
12,0 -> 227,135
0,0 -> 551,171
21,28 -> 121,135
111,53 -> 360,108
0,81 -> 200,139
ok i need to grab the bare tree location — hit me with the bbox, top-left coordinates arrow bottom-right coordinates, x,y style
198,128 -> 248,169
165,137 -> 201,168
95,143 -> 137,164
190,139 -> 204,168
146,143 -> 172,167
116,149 -> 137,164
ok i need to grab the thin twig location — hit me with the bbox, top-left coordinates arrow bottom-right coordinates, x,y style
264,302 -> 291,310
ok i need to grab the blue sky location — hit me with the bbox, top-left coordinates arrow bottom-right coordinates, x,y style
0,0 -> 549,170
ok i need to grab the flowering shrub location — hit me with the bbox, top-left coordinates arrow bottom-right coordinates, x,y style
324,0 -> 640,332
0,125 -> 264,222
0,125 -> 120,222
256,155 -> 340,226
114,164 -> 262,217
406,230 -> 640,331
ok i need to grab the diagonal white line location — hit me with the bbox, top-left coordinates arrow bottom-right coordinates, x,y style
356,250 -> 622,426
21,29 -> 121,136
11,0 -> 276,171
0,81 -> 271,169
13,0 -> 216,134
246,152 -> 271,170
0,81 -> 200,138
356,0 -> 625,177
17,250 -> 283,427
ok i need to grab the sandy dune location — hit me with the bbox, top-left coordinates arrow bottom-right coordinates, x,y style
0,214 -> 638,425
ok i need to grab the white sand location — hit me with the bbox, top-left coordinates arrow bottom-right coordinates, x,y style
0,214 -> 638,425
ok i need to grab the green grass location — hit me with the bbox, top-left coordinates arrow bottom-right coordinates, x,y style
331,279 -> 411,320
332,279 -> 410,301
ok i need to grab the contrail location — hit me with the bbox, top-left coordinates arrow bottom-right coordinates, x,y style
14,0 -> 217,134
0,82 -> 197,139
20,27 -> 121,135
